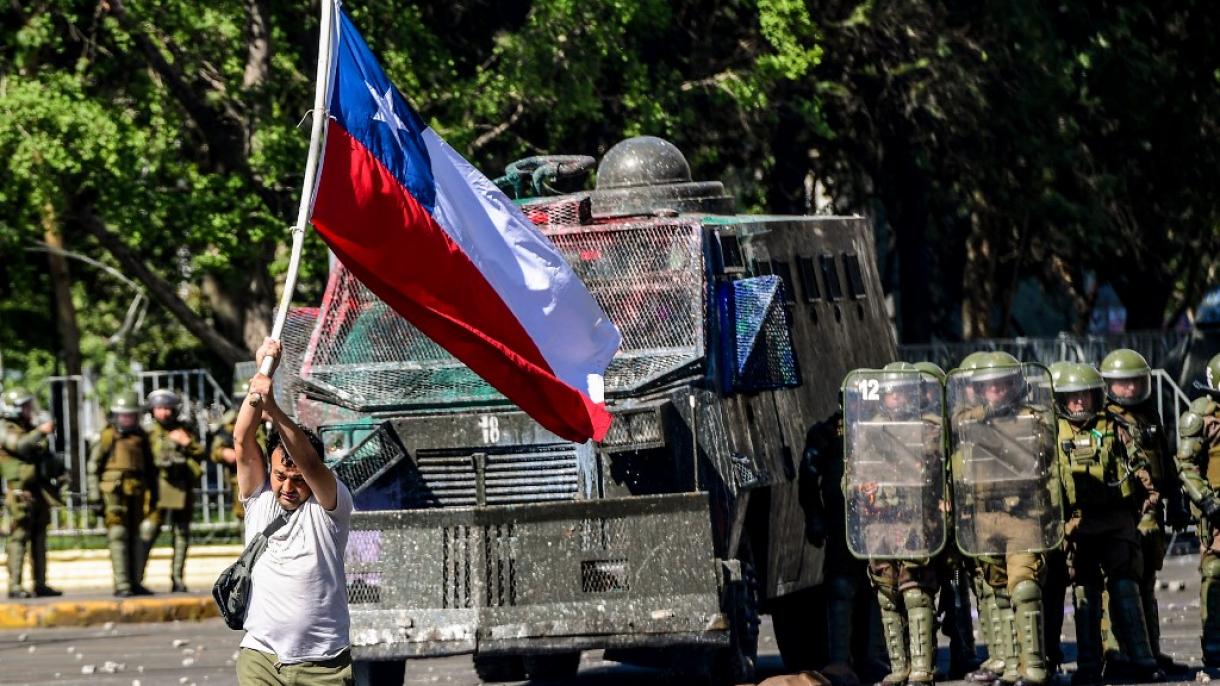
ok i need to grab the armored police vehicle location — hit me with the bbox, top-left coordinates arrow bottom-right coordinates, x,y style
287,137 -> 897,683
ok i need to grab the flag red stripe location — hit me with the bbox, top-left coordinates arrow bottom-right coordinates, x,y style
311,123 -> 611,442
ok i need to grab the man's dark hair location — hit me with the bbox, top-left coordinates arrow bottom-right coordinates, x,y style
265,426 -> 326,469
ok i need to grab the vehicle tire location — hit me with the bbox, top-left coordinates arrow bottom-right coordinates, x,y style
352,658 -> 406,686
770,585 -> 825,671
472,654 -> 526,683
523,652 -> 581,680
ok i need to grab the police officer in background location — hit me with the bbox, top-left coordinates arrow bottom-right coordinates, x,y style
142,389 -> 204,592
947,352 -> 1059,686
0,388 -> 64,598
844,363 -> 947,686
1054,363 -> 1163,685
1098,349 -> 1188,675
1176,352 -> 1220,667
88,391 -> 157,597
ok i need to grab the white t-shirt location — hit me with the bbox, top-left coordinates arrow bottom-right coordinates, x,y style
239,477 -> 353,662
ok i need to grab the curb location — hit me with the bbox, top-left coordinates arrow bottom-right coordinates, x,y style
0,595 -> 219,629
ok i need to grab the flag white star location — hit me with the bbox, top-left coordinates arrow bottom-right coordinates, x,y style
366,82 -> 407,145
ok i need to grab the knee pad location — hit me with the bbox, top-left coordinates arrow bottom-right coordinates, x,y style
7,525 -> 29,544
1011,578 -> 1042,604
139,519 -> 157,542
1203,555 -> 1220,581
902,587 -> 934,611
107,526 -> 126,544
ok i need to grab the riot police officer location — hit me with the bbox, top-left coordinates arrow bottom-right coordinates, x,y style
0,388 -> 64,598
88,391 -> 158,597
1040,361 -> 1075,677
915,361 -> 980,679
1098,349 -> 1188,674
1176,352 -> 1220,667
947,352 -> 1059,686
844,362 -> 947,685
1054,363 -> 1162,684
142,389 -> 204,592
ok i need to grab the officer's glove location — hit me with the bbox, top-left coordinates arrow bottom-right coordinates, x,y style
1200,495 -> 1220,527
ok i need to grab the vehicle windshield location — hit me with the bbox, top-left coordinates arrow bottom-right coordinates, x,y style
298,219 -> 706,410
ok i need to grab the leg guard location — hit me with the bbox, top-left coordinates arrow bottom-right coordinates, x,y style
107,525 -> 131,593
1072,585 -> 1103,677
5,534 -> 25,593
1106,578 -> 1157,669
171,519 -> 189,587
903,588 -> 936,683
136,517 -> 158,585
1202,554 -> 1220,664
1010,579 -> 1047,685
876,589 -> 910,685
994,587 -> 1021,684
974,576 -> 1005,676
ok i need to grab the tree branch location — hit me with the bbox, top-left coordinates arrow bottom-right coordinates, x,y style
75,208 -> 249,365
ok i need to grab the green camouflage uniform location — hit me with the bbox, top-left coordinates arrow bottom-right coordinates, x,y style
143,420 -> 204,590
0,418 -> 63,596
1057,409 -> 1160,680
1177,393 -> 1220,665
88,424 -> 158,595
209,409 -> 244,520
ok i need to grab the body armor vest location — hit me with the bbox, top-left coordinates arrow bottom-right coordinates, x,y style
1058,415 -> 1135,508
101,427 -> 149,474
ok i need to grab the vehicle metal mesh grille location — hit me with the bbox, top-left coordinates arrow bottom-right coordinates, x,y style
293,220 -> 704,410
404,445 -> 580,508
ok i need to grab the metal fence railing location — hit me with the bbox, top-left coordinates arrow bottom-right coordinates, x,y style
2,369 -> 239,537
899,330 -> 1189,372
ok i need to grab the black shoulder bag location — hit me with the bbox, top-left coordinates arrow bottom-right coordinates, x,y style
213,507 -> 297,630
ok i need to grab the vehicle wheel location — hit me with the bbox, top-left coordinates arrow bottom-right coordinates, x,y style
472,654 -> 526,683
524,652 -> 581,680
707,550 -> 760,686
352,658 -> 406,686
770,585 -> 825,671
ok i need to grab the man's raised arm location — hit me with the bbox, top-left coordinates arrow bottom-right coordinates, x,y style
246,338 -> 339,511
235,340 -> 275,500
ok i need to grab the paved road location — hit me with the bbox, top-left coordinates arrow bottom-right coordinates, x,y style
0,553 -> 1208,686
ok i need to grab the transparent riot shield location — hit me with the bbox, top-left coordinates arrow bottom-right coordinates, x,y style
947,364 -> 1063,556
842,369 -> 947,560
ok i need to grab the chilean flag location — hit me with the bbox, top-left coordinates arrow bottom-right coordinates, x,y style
309,4 -> 621,442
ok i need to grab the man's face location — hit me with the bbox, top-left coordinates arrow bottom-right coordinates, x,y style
882,388 -> 912,412
152,406 -> 174,423
115,411 -> 139,431
1065,390 -> 1095,415
982,378 -> 1013,408
271,447 -> 312,510
1108,378 -> 1145,403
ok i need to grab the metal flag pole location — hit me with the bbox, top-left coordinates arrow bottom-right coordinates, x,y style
250,0 -> 337,405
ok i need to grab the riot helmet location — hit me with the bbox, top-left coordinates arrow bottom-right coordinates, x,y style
913,361 -> 946,383
1099,348 -> 1151,406
912,361 -> 945,407
1205,353 -> 1220,392
110,391 -> 143,433
971,352 -> 1024,413
878,362 -> 921,419
147,388 -> 180,424
956,351 -> 990,374
1053,363 -> 1104,423
1,387 -> 35,421
1048,361 -> 1073,389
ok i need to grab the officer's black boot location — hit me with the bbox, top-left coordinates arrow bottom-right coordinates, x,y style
1071,585 -> 1103,686
1108,578 -> 1166,683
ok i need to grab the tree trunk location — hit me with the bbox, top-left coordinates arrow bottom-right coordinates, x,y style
42,202 -> 82,376
961,229 -> 995,339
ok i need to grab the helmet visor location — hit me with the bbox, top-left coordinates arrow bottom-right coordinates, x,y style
1106,375 -> 1150,406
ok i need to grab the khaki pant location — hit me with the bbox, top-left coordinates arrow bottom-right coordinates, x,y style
237,648 -> 353,686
